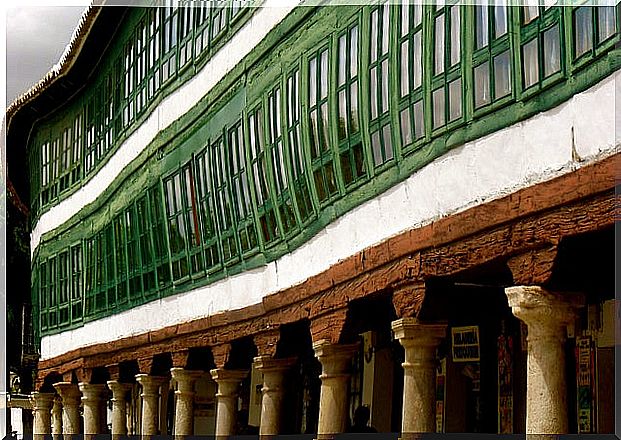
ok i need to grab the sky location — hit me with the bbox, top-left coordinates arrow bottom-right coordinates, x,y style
5,4 -> 87,106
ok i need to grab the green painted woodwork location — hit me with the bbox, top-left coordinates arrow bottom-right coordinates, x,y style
30,4 -> 620,338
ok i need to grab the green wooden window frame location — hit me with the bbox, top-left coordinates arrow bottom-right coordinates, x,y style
285,68 -> 314,225
571,4 -> 619,70
211,135 -> 240,263
162,5 -> 179,84
104,223 -> 118,311
307,45 -> 339,205
266,84 -> 298,237
472,2 -> 513,114
136,194 -> 158,299
431,2 -> 464,133
211,1 -> 230,42
248,105 -> 280,244
398,3 -> 426,150
368,2 -> 394,167
70,244 -> 83,323
151,185 -> 174,290
336,21 -> 366,188
195,149 -> 223,272
228,120 -> 259,255
39,260 -> 49,331
178,5 -> 195,70
519,5 -> 564,97
193,0 -> 212,57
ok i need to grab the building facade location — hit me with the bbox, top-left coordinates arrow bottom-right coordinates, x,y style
5,1 -> 619,437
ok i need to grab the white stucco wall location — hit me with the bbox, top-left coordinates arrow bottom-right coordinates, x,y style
38,70 -> 620,360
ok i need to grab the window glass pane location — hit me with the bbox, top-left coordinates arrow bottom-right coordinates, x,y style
320,50 -> 328,99
338,34 -> 347,86
476,6 -> 489,48
382,4 -> 390,55
400,107 -> 412,146
309,58 -> 317,106
370,66 -> 378,120
494,50 -> 512,98
413,4 -> 422,26
495,4 -> 507,37
574,7 -> 593,58
413,100 -> 424,139
523,5 -> 539,24
383,124 -> 393,161
413,32 -> 422,89
401,4 -> 409,37
543,24 -> 561,76
381,59 -> 389,113
433,88 -> 445,128
450,6 -> 460,65
371,9 -> 378,62
448,78 -> 462,121
401,40 -> 409,97
350,84 -> 359,133
435,14 -> 445,74
371,131 -> 382,165
351,26 -> 358,77
338,90 -> 347,140
474,63 -> 490,108
598,6 -> 616,43
522,39 -> 539,89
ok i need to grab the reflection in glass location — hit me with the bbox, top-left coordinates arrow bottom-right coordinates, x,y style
413,32 -> 422,89
522,39 -> 538,89
450,6 -> 460,66
543,24 -> 561,77
523,5 -> 539,24
476,6 -> 489,48
433,88 -> 445,128
495,4 -> 507,37
474,63 -> 490,108
401,40 -> 409,97
598,7 -> 616,43
435,14 -> 445,74
413,100 -> 424,139
494,50 -> 511,98
449,78 -> 461,121
400,107 -> 412,146
574,7 -> 593,58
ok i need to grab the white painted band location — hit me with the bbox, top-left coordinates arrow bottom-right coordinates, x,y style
39,71 -> 620,360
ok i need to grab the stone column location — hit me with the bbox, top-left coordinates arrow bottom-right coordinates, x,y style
254,357 -> 296,439
210,369 -> 248,439
31,392 -> 55,439
313,340 -> 359,440
54,383 -> 81,440
107,381 -> 131,439
170,368 -> 202,438
135,374 -> 167,436
79,383 -> 107,438
51,395 -> 63,440
391,318 -> 446,437
505,286 -> 584,435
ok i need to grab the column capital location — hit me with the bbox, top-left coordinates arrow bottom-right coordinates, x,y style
53,382 -> 81,406
107,380 -> 132,396
171,368 -> 202,396
78,383 -> 107,401
210,369 -> 248,385
505,286 -> 584,331
31,392 -> 55,410
391,318 -> 447,347
135,374 -> 167,396
313,340 -> 358,378
253,356 -> 297,373
391,279 -> 426,318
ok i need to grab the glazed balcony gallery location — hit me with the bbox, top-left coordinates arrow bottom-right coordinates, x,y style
29,2 -> 618,333
7,0 -> 618,438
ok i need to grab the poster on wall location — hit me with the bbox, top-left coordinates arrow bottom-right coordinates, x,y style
497,332 -> 513,433
435,358 -> 446,433
452,326 -> 480,362
576,336 -> 596,433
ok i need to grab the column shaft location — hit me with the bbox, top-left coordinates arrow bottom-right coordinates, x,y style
136,374 -> 166,436
505,286 -> 584,435
313,340 -> 358,440
170,368 -> 202,438
210,369 -> 248,439
79,383 -> 107,437
255,357 -> 296,438
107,381 -> 131,439
392,318 -> 446,437
52,396 -> 63,440
31,392 -> 55,438
54,382 -> 81,440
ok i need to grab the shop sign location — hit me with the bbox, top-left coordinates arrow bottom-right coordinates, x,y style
451,326 -> 480,362
576,336 -> 595,433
